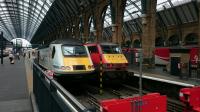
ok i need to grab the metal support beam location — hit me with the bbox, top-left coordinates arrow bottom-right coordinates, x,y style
186,3 -> 196,21
1,32 -> 4,64
141,0 -> 148,14
197,1 -> 200,63
167,0 -> 183,43
141,0 -> 157,66
109,0 -> 116,24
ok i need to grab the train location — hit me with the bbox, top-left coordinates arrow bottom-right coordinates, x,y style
123,46 -> 199,68
85,42 -> 128,72
155,47 -> 198,67
37,39 -> 95,76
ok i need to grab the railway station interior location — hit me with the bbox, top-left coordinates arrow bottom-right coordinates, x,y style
0,0 -> 200,112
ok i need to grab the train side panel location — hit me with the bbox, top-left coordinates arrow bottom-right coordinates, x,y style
123,47 -> 198,66
154,47 -> 198,66
50,44 -> 65,73
38,47 -> 51,70
154,48 -> 170,65
86,44 -> 101,67
190,48 -> 198,67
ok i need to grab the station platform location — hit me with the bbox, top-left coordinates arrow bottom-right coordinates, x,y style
128,65 -> 200,87
0,57 -> 32,112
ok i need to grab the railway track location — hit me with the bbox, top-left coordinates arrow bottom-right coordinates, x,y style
167,99 -> 185,112
86,92 -> 101,112
60,78 -> 185,112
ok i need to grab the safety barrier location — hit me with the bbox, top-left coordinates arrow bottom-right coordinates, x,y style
33,63 -> 95,112
100,93 -> 167,112
180,86 -> 200,112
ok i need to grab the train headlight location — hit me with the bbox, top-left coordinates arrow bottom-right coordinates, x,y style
60,66 -> 71,70
88,65 -> 94,69
65,66 -> 71,70
60,66 -> 67,70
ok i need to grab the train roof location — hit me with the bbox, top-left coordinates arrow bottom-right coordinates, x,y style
51,38 -> 83,45
85,42 -> 118,46
100,42 -> 118,46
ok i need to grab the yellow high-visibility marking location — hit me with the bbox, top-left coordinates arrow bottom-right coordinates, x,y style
103,54 -> 128,63
63,57 -> 92,71
99,60 -> 103,95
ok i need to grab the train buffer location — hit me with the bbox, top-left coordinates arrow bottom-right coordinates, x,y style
100,93 -> 167,112
180,86 -> 200,112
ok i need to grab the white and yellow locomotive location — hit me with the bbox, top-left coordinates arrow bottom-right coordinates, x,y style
37,39 -> 94,76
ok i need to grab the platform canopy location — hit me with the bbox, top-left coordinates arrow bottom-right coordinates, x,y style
0,0 -> 198,43
32,0 -> 97,43
107,0 -> 197,39
0,0 -> 55,41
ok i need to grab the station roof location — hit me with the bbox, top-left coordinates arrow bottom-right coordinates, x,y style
0,0 -> 54,41
104,0 -> 198,38
0,0 -> 198,42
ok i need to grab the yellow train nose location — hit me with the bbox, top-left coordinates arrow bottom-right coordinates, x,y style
103,54 -> 128,63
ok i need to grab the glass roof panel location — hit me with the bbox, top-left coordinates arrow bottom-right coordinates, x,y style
89,17 -> 95,32
188,3 -> 198,21
0,0 -> 55,40
124,0 -> 141,21
157,0 -> 192,11
0,0 -> 197,41
0,2 -> 5,6
171,0 -> 191,6
122,0 -> 195,34
103,5 -> 112,28
47,0 -> 51,5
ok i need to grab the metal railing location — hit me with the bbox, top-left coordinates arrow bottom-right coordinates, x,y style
33,63 -> 95,112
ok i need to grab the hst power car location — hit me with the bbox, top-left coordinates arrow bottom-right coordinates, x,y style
85,42 -> 128,72
37,39 -> 94,76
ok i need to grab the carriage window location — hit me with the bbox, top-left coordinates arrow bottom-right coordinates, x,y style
62,45 -> 87,56
52,47 -> 55,58
88,46 -> 98,53
101,45 -> 122,54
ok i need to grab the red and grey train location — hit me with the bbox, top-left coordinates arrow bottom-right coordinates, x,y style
85,42 -> 128,72
123,46 -> 199,67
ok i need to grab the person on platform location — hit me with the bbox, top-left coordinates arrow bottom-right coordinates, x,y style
16,52 -> 20,60
9,52 -> 14,64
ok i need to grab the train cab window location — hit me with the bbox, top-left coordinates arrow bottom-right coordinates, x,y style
52,47 -> 55,59
101,45 -> 122,54
62,45 -> 87,56
88,46 -> 98,54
